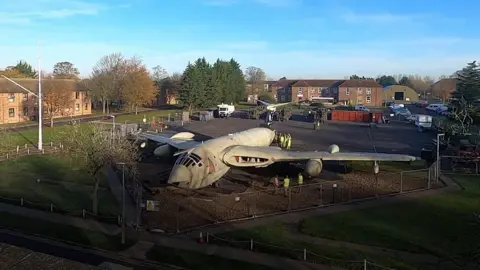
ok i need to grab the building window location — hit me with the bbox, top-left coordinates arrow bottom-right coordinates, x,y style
75,92 -> 80,99
357,100 -> 363,105
264,84 -> 268,90
357,88 -> 363,94
317,88 -> 321,93
310,88 -> 315,93
8,108 -> 15,117
280,95 -> 285,101
325,88 -> 330,94
366,88 -> 371,94
23,93 -> 28,101
298,88 -> 303,95
345,88 -> 350,95
75,104 -> 80,111
85,103 -> 88,110
366,96 -> 371,103
8,94 -> 15,103
23,107 -> 28,116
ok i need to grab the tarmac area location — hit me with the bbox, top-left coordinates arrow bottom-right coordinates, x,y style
138,112 -> 438,232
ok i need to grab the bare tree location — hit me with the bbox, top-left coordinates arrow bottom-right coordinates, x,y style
244,66 -> 266,95
90,53 -> 125,114
450,96 -> 475,135
43,79 -> 75,127
53,61 -> 80,79
151,65 -> 168,82
58,124 -> 138,215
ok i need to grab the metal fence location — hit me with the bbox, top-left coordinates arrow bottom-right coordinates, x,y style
439,155 -> 480,175
204,233 -> 395,270
143,164 -> 439,233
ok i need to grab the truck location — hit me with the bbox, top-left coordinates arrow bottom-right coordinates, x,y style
217,103 -> 235,118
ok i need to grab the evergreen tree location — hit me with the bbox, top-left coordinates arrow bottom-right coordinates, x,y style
212,59 -> 232,103
14,60 -> 37,78
193,57 -> 215,108
452,61 -> 480,104
228,58 -> 246,102
179,63 -> 200,113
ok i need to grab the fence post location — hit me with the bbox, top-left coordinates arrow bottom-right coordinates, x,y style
82,209 -> 85,218
50,203 -> 53,212
27,149 -> 30,155
320,184 -> 323,206
6,153 -> 8,160
20,198 -> 23,206
42,149 -> 45,154
303,248 -> 307,260
206,232 -> 209,243
16,146 -> 19,153
24,144 -> 27,149
428,167 -> 431,189
250,239 -> 253,250
50,142 -> 53,147
399,172 -> 403,193
364,258 -> 367,270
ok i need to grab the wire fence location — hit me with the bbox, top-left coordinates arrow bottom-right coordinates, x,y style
0,144 -> 121,225
439,155 -> 480,175
143,163 -> 440,233
200,232 -> 396,270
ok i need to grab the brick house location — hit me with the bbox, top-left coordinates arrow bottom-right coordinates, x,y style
0,78 -> 91,124
271,79 -> 341,102
335,80 -> 383,107
428,78 -> 457,101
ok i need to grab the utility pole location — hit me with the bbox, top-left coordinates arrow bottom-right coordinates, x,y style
38,44 -> 43,150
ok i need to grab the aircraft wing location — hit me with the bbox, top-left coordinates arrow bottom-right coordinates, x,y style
222,146 -> 417,167
139,132 -> 200,150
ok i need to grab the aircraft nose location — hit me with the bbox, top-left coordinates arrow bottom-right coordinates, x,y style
168,165 -> 192,185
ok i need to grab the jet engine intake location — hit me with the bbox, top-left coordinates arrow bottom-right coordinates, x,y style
153,144 -> 174,157
304,159 -> 323,177
328,144 -> 340,154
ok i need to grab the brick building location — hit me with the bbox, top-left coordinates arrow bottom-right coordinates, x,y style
0,78 -> 91,124
268,79 -> 383,106
336,80 -> 384,106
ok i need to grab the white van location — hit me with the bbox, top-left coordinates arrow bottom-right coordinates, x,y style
425,104 -> 444,111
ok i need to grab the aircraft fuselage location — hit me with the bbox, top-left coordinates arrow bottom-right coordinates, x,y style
168,128 -> 276,189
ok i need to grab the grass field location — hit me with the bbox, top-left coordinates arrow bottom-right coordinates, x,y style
300,175 -> 480,267
207,175 -> 479,269
0,155 -> 119,216
3,109 -> 178,147
0,211 -> 132,251
146,245 -> 275,270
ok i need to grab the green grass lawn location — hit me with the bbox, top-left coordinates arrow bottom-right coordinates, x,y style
300,175 -> 480,267
0,155 -> 119,216
146,245 -> 276,270
0,211 -> 132,251
211,223 -> 414,270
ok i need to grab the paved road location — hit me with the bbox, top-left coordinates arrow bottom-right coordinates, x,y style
0,229 -> 177,270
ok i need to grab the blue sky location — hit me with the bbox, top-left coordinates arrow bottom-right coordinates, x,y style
0,0 -> 479,79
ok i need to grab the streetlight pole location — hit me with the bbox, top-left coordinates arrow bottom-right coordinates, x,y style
1,75 -> 42,149
436,133 -> 445,183
38,49 -> 43,150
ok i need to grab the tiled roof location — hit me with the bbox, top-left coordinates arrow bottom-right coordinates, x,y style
0,78 -> 86,93
339,80 -> 382,88
383,85 -> 416,92
272,79 -> 340,88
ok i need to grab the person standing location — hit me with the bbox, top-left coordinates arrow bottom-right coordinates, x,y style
283,175 -> 290,196
272,175 -> 279,195
297,172 -> 303,193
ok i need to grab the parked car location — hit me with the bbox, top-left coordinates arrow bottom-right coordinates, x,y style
405,114 -> 418,123
426,104 -> 445,111
395,108 -> 411,116
355,105 -> 370,112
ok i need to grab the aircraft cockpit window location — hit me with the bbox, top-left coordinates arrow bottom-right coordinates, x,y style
176,152 -> 202,167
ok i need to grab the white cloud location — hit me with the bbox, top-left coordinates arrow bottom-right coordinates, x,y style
339,10 -> 427,24
0,0 -> 106,24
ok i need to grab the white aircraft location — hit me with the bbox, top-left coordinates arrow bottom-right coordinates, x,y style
257,100 -> 290,112
139,128 -> 418,189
